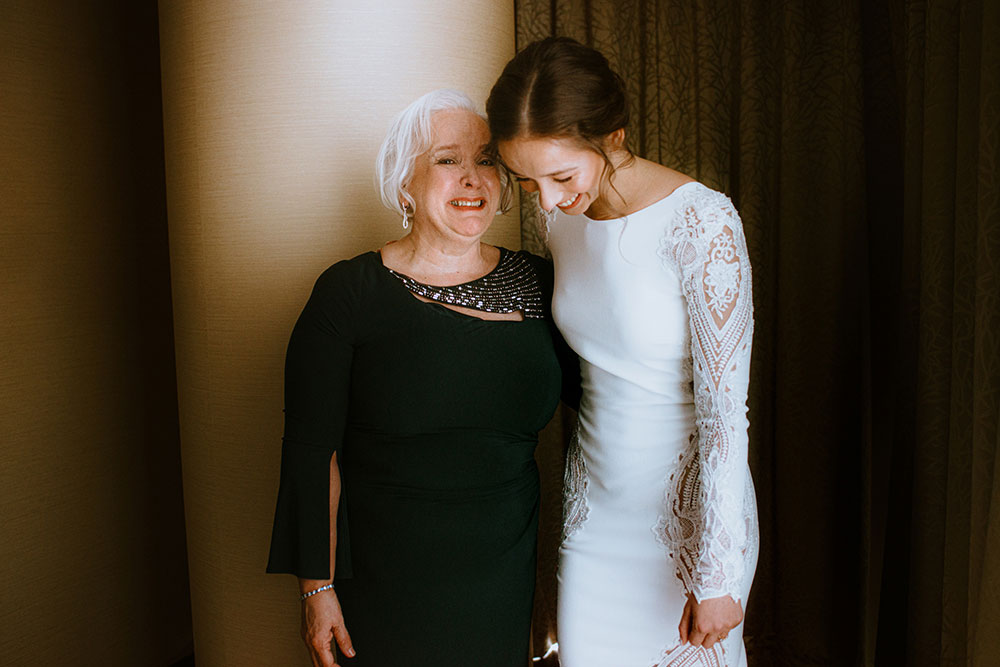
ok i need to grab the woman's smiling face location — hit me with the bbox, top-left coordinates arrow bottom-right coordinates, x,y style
498,135 -> 609,216
404,109 -> 500,241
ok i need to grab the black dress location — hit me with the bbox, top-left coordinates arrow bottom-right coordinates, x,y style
267,249 -> 564,666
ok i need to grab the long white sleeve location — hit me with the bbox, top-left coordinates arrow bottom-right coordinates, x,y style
657,186 -> 758,604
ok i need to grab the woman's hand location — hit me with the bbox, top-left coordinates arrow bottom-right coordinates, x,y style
677,593 -> 743,650
301,589 -> 355,667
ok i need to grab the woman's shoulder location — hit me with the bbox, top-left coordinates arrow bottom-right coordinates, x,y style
313,250 -> 382,289
656,181 -> 749,278
633,160 -> 733,212
644,180 -> 740,239
294,251 -> 388,337
496,247 -> 555,305
507,247 -> 551,268
676,181 -> 736,212
635,162 -> 696,207
303,250 -> 388,317
505,247 -> 553,280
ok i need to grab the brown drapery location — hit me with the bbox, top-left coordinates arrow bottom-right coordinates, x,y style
515,1 -> 1000,664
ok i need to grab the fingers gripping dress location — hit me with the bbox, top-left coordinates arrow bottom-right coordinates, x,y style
550,182 -> 759,667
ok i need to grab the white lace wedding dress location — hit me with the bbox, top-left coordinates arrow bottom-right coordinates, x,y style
549,182 -> 759,667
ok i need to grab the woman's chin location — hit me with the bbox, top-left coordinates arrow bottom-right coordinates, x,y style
449,216 -> 494,238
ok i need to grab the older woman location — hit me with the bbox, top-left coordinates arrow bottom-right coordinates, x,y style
266,89 -> 565,667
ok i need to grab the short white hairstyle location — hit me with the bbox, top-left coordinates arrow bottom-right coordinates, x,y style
375,89 -> 511,217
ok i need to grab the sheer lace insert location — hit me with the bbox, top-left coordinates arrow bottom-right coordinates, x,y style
562,424 -> 590,544
655,186 -> 757,604
651,640 -> 726,667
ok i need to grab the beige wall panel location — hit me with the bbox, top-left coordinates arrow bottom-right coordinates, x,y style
157,2 -> 516,664
0,2 -> 191,665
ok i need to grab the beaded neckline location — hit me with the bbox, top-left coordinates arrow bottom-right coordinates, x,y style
384,248 -> 545,319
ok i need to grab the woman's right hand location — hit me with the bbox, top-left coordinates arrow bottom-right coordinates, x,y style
301,589 -> 355,667
677,592 -> 743,650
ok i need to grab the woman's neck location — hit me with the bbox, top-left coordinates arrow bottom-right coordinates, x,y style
382,232 -> 498,286
588,156 -> 694,219
585,151 -> 642,219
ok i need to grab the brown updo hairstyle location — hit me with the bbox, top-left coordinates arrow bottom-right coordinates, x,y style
486,37 -> 634,204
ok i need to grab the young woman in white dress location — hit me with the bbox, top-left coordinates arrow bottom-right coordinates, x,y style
487,37 -> 759,667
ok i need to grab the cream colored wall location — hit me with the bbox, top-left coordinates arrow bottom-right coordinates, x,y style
0,2 -> 191,664
157,2 -> 517,663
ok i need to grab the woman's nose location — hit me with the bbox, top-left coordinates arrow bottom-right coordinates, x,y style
461,165 -> 482,187
537,184 -> 563,212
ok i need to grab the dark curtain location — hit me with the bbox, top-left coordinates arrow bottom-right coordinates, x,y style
515,1 -> 1000,664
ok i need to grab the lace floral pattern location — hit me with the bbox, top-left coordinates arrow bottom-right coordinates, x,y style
562,424 -> 590,544
654,433 -> 701,574
651,641 -> 726,667
655,185 -> 757,604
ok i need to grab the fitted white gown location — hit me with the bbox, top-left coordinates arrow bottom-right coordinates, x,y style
549,182 -> 759,667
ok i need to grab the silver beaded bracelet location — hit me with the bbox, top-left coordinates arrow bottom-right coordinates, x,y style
299,583 -> 334,601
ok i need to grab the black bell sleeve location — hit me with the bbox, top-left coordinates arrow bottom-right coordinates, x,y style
267,262 -> 358,580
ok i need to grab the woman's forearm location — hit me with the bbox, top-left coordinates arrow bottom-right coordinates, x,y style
298,452 -> 340,592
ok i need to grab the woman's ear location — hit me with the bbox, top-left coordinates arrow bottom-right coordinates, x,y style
604,128 -> 627,152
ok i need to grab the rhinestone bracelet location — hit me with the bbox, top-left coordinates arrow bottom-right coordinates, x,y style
299,583 -> 334,601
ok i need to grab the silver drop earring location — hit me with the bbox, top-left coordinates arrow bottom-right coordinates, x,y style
401,205 -> 410,230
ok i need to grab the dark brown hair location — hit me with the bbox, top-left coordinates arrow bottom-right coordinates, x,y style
486,36 -> 633,189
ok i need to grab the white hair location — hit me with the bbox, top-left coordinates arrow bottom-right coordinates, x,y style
375,89 -> 511,217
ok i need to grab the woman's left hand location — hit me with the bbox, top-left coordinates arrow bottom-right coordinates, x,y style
677,593 -> 743,650
301,588 -> 354,666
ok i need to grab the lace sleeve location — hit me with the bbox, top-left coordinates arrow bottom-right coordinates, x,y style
659,188 -> 756,604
